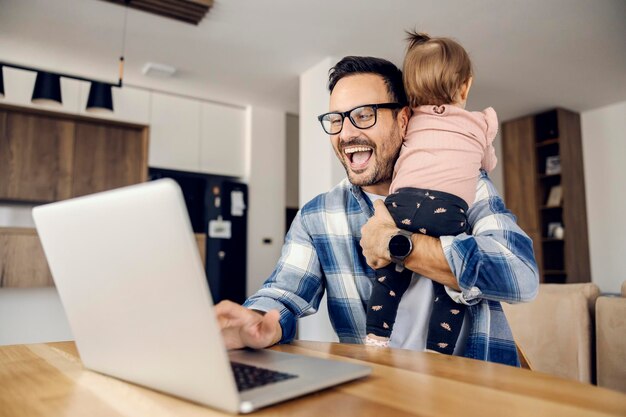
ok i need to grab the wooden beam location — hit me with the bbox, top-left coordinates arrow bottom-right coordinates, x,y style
101,0 -> 212,25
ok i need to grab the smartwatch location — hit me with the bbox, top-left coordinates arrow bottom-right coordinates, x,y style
388,230 -> 413,272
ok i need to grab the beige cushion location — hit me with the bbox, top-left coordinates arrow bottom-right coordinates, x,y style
502,283 -> 599,383
596,296 -> 626,393
541,283 -> 600,318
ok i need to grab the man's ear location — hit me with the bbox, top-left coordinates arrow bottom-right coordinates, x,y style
460,77 -> 473,101
397,106 -> 411,136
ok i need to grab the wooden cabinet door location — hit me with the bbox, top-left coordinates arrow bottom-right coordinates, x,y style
72,122 -> 147,197
558,110 -> 591,282
502,117 -> 543,278
0,111 -> 74,202
0,228 -> 54,287
502,117 -> 540,233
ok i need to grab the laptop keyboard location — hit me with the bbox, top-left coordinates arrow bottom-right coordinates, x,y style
230,361 -> 298,392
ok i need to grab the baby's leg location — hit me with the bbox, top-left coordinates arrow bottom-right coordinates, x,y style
365,264 -> 413,347
385,188 -> 469,354
426,283 -> 465,354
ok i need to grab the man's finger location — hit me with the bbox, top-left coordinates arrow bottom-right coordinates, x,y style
373,199 -> 395,222
240,309 -> 280,348
260,310 -> 280,338
215,300 -> 256,329
215,300 -> 241,321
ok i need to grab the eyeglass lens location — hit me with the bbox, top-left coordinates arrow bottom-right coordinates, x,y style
321,105 -> 377,134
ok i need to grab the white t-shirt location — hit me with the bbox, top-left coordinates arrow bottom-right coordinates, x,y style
363,191 -> 469,355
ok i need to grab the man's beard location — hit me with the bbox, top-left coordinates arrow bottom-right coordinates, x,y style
340,127 -> 402,188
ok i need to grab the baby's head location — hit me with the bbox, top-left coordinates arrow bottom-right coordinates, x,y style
403,31 -> 473,108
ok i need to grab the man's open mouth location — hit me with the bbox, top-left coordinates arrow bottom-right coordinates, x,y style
344,146 -> 373,170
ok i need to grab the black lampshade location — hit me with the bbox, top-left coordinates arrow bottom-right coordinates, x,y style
31,71 -> 62,105
86,81 -> 114,113
0,65 -> 4,98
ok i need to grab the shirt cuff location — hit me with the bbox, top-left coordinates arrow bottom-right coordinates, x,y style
444,285 -> 481,306
440,235 -> 482,305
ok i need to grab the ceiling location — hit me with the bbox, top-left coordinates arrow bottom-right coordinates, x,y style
1,0 -> 625,121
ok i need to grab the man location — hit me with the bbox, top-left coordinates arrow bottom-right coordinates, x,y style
216,56 -> 538,366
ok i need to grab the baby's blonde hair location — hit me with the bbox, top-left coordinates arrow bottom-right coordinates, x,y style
403,31 -> 473,107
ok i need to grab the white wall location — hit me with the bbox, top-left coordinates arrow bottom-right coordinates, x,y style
581,100 -> 626,294
0,288 -> 72,345
299,57 -> 346,205
245,106 -> 286,296
297,57 -> 343,343
490,132 -> 504,193
0,203 -> 36,228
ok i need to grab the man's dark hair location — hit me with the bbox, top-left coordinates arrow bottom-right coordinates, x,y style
328,56 -> 408,106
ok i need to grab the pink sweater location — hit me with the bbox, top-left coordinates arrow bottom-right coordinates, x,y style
390,105 -> 498,206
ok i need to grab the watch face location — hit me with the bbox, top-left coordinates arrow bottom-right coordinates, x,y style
389,234 -> 411,258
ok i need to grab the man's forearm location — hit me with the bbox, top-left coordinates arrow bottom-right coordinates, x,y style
359,199 -> 461,290
404,234 -> 460,291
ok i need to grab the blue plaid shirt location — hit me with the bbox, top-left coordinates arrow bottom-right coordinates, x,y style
244,171 -> 539,366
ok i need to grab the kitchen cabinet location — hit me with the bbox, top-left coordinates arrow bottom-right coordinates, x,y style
199,102 -> 246,177
149,93 -> 247,177
0,109 -> 75,202
0,104 -> 149,203
0,228 -> 54,287
1,67 -> 248,178
72,121 -> 148,197
148,92 -> 201,172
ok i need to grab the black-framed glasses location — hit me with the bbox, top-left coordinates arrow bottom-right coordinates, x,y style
317,102 -> 401,135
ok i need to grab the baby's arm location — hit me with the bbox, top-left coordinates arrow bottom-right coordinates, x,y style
481,107 -> 499,171
481,144 -> 497,172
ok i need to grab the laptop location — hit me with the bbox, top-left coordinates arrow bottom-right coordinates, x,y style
32,179 -> 370,414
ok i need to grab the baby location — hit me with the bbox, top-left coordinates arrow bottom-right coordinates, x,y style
365,32 -> 497,352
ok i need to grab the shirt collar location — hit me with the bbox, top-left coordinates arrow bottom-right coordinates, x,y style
349,183 -> 375,217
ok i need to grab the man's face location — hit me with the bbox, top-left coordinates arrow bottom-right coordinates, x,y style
328,74 -> 407,190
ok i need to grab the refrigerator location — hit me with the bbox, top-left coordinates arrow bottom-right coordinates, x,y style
149,168 -> 248,304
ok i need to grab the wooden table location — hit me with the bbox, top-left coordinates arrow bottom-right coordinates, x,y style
1,341 -> 625,417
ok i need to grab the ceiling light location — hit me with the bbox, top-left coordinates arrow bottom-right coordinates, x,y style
31,72 -> 62,105
0,1 -> 129,112
142,62 -> 177,78
86,81 -> 114,113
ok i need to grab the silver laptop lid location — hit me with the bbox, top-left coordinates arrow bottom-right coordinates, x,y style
33,179 -> 241,413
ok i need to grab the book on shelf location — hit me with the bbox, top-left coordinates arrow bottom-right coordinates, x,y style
546,185 -> 563,207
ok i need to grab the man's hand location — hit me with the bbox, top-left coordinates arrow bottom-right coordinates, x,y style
360,199 -> 461,290
360,199 -> 398,269
215,300 -> 282,350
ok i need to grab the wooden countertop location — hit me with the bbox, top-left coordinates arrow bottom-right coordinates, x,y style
1,340 -> 625,417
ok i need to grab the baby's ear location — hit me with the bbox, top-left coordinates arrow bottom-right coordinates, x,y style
460,77 -> 473,101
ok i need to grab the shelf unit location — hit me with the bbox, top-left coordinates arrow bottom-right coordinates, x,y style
502,108 -> 591,284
